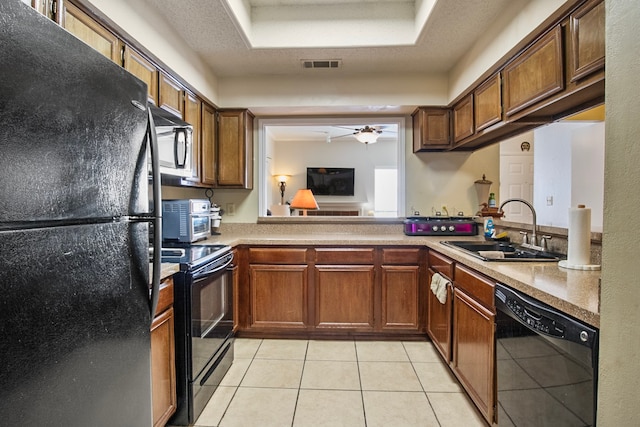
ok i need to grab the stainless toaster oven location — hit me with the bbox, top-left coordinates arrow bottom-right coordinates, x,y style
162,199 -> 211,243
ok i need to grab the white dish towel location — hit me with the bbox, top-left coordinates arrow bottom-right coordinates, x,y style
430,272 -> 450,304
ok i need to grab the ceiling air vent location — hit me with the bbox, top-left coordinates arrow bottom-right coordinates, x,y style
301,59 -> 342,69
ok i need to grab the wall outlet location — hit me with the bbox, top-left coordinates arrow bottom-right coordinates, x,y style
546,196 -> 553,206
226,203 -> 236,216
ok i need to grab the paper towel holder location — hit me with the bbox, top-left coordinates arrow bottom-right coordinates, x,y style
559,204 -> 601,270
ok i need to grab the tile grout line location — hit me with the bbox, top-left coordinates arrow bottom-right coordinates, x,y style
215,339 -> 263,427
290,339 -> 309,427
354,340 -> 369,427
402,341 -> 443,427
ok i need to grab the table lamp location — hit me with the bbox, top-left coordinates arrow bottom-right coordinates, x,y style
290,189 -> 319,216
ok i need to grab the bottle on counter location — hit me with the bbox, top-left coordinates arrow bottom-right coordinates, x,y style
488,192 -> 496,208
484,217 -> 495,238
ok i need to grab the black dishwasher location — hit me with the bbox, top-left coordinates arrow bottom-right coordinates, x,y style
495,283 -> 598,426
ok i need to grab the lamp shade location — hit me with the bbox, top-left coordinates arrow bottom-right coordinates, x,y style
290,189 -> 319,212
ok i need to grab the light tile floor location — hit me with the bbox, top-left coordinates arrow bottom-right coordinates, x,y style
193,339 -> 487,427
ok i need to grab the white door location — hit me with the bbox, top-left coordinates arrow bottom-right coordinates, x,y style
500,139 -> 534,223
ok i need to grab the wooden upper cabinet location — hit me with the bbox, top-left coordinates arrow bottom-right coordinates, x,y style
217,109 -> 254,189
569,0 -> 605,82
61,1 -> 122,63
474,73 -> 502,132
123,46 -> 158,105
184,92 -> 201,182
201,103 -> 218,186
503,25 -> 564,117
158,72 -> 184,118
453,94 -> 474,143
412,107 -> 450,152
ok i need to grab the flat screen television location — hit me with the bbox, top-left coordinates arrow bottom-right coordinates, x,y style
307,167 -> 355,196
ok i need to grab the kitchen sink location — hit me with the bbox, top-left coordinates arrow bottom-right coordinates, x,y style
440,240 -> 563,262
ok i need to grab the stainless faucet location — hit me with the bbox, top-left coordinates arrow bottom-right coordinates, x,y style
498,198 -> 538,247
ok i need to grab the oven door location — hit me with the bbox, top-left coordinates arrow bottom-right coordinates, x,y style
190,252 -> 234,380
190,214 -> 211,242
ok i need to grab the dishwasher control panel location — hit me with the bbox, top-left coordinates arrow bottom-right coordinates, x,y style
495,283 -> 597,347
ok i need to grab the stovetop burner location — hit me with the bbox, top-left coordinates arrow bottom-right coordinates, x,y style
159,243 -> 231,270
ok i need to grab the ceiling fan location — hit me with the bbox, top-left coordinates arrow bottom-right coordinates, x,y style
331,125 -> 394,144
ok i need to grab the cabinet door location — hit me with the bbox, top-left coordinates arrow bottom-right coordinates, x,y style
151,307 -> 177,427
503,25 -> 564,117
474,73 -> 502,132
452,288 -> 495,425
123,45 -> 158,105
453,94 -> 474,143
61,1 -> 122,63
569,0 -> 605,82
249,264 -> 308,328
314,266 -> 375,330
158,72 -> 184,118
381,265 -> 420,330
412,107 -> 450,151
217,110 -> 254,188
184,92 -> 202,183
426,268 -> 453,361
201,103 -> 218,186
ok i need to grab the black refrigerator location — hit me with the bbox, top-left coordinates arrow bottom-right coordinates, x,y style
0,1 -> 162,426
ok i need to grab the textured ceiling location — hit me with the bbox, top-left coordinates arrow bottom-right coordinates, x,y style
139,0 -> 517,78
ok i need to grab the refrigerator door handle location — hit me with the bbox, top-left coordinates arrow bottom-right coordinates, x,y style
148,108 -> 162,319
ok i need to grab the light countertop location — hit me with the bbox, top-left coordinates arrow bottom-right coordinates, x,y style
196,231 -> 600,328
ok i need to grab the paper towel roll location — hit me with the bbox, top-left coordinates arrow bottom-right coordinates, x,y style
567,205 -> 591,266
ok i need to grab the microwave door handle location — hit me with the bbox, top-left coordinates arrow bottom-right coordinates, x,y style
174,129 -> 187,168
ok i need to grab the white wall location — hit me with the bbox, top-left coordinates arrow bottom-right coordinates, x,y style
272,137 -> 397,214
85,0 -> 219,104
533,122 -> 604,231
600,0 -> 640,423
406,144 -> 501,217
218,73 -> 449,111
448,0 -> 566,102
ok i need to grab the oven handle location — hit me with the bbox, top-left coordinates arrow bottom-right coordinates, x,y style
192,252 -> 234,280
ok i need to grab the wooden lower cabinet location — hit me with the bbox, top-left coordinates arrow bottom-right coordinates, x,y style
426,268 -> 453,361
249,264 -> 308,328
151,278 -> 177,427
452,266 -> 496,425
426,250 -> 455,361
381,265 -> 420,330
314,265 -> 375,329
238,246 -> 425,337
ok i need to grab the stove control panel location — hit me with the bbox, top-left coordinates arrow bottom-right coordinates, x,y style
403,217 -> 478,236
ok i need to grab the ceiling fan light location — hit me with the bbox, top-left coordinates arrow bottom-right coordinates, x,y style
355,130 -> 380,144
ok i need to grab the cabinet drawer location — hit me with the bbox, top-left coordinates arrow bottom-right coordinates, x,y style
154,277 -> 174,317
454,264 -> 495,309
381,248 -> 420,265
315,248 -> 375,264
249,248 -> 307,264
428,250 -> 454,279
